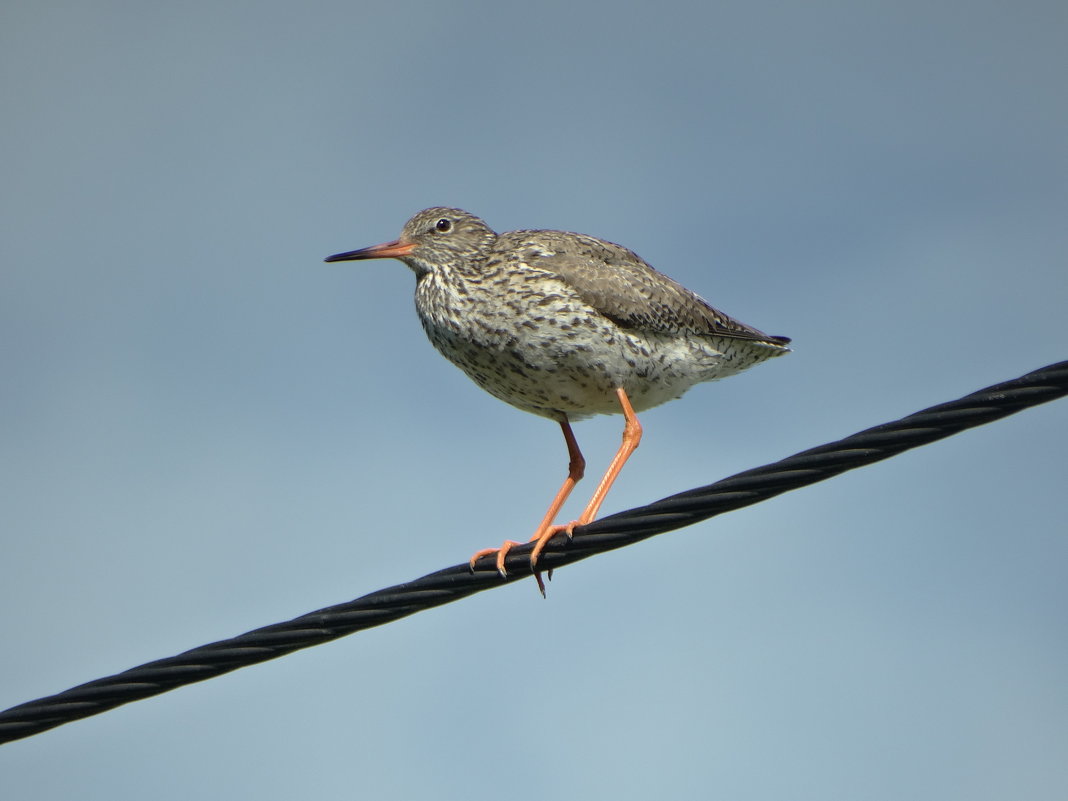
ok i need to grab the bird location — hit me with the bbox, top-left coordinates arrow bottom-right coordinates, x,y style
325,207 -> 790,595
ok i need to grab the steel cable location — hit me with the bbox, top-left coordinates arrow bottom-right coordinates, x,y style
1,359 -> 1065,745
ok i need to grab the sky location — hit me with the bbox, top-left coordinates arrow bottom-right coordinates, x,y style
1,1 -> 1066,798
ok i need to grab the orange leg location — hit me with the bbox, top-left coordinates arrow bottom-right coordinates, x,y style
470,388 -> 642,596
530,387 -> 643,574
469,418 -> 585,587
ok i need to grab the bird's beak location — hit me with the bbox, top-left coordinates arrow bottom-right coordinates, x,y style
324,239 -> 416,263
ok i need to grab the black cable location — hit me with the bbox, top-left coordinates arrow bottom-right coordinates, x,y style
1,360 -> 1065,745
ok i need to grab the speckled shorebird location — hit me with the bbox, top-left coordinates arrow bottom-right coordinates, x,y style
325,207 -> 790,594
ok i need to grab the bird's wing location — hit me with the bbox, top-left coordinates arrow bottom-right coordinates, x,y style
498,231 -> 790,345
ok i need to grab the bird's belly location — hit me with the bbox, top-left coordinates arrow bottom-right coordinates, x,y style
419,312 -> 751,420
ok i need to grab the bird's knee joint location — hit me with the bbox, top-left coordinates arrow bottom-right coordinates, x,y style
569,456 -> 586,481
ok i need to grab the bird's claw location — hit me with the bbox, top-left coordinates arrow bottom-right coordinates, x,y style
469,540 -> 523,578
469,520 -> 580,597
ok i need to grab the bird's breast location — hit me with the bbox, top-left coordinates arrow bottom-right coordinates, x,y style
410,269 -> 752,419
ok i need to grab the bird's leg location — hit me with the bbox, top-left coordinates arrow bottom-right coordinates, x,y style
572,387 -> 642,527
530,387 -> 643,575
525,420 -> 585,594
469,418 -> 584,594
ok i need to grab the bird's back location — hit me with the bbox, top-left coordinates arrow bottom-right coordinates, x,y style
491,229 -> 791,348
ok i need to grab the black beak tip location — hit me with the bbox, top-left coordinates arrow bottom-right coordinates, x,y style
324,250 -> 360,263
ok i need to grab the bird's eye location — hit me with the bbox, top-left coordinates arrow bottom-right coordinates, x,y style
435,218 -> 452,233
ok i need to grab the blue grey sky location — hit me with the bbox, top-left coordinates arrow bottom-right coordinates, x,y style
2,1 -> 1066,798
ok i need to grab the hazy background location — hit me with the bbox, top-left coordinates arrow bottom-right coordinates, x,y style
2,1 -> 1066,798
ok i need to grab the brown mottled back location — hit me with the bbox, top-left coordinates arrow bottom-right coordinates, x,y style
492,230 -> 791,345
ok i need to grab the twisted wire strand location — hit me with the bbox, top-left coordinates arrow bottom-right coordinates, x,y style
1,360 -> 1065,745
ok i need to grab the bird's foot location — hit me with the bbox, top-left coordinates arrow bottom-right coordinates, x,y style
530,520 -> 581,588
469,540 -> 550,598
529,521 -> 577,569
468,521 -> 578,598
468,540 -> 525,578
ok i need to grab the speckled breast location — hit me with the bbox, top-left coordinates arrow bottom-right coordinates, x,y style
413,268 -> 781,420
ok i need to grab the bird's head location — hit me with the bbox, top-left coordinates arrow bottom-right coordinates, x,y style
324,207 -> 498,278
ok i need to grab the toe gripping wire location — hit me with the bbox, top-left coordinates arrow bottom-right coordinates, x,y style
0,359 -> 1065,746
